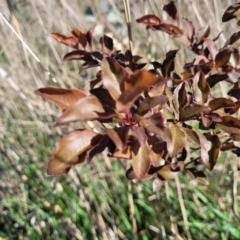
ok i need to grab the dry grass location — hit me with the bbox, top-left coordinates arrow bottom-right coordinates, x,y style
0,0 -> 240,239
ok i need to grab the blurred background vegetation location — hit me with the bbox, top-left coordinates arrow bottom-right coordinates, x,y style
0,0 -> 240,239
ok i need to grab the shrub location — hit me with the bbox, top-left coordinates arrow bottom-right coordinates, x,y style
35,1 -> 240,191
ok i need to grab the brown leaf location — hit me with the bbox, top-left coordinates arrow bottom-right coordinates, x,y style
90,87 -> 116,108
126,166 -> 154,180
206,74 -> 228,88
215,48 -> 233,68
157,164 -> 180,180
162,50 -> 178,77
186,168 -> 209,185
193,71 -> 210,104
156,23 -> 183,35
137,95 -> 168,115
205,39 -> 218,60
177,82 -> 188,109
34,87 -> 86,111
207,134 -> 221,170
195,25 -> 210,45
182,18 -> 195,43
138,112 -> 167,135
132,140 -> 151,179
79,60 -> 99,72
148,78 -> 168,97
106,127 -> 129,151
47,129 -> 101,175
183,128 -> 200,145
179,104 -> 209,121
55,95 -> 116,126
101,57 -> 128,100
71,28 -> 87,48
222,2 -> 240,23
136,14 -> 161,26
224,31 -> 240,47
132,126 -> 147,146
148,136 -> 165,163
100,35 -> 114,55
163,1 -> 177,20
208,98 -> 235,111
85,26 -> 95,50
216,116 -> 240,134
63,50 -> 92,61
117,70 -> 163,112
51,33 -> 78,49
108,146 -> 132,159
166,123 -> 186,158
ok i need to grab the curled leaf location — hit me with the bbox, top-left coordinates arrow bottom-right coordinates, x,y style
136,14 -> 161,26
51,33 -> 78,48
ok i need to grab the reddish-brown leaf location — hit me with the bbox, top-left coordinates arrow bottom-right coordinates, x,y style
106,127 -> 129,151
193,71 -> 210,104
137,95 -> 168,115
132,140 -> 151,179
108,146 -> 132,159
163,1 -> 177,20
179,104 -> 209,121
117,70 -> 163,112
101,57 -> 128,100
216,116 -> 240,134
55,95 -> 116,126
71,28 -> 87,48
215,48 -> 233,68
136,14 -> 161,26
51,33 -> 78,49
205,39 -> 218,60
208,98 -> 235,111
47,129 -> 101,175
100,35 -> 114,55
86,26 -> 95,50
34,87 -> 86,111
162,50 -> 178,77
195,25 -> 210,44
166,123 -> 186,158
63,50 -> 92,61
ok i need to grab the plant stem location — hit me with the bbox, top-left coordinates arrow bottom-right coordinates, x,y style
123,0 -> 133,53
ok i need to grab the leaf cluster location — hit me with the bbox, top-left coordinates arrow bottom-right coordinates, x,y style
35,1 -> 240,191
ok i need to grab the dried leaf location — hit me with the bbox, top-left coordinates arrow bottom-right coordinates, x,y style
132,126 -> 147,146
148,136 -> 165,163
79,60 -> 99,72
55,95 -> 116,126
132,141 -> 151,179
126,166 -> 154,180
224,31 -> 240,47
177,82 -> 188,109
208,134 -> 221,170
47,129 -> 101,175
34,87 -> 86,111
108,146 -> 132,159
136,14 -> 161,26
51,33 -> 78,49
182,18 -> 195,42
